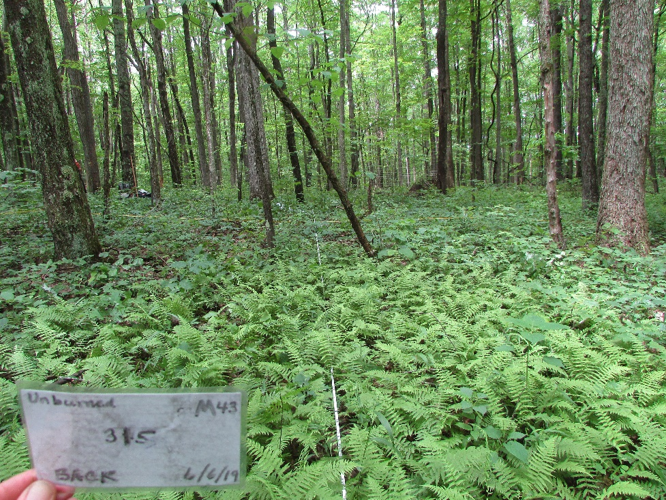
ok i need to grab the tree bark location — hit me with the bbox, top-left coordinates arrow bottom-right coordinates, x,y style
182,4 -> 209,188
5,0 -> 101,258
550,4 -> 565,180
338,0 -> 348,186
596,0 -> 610,172
112,0 -> 135,184
436,0 -> 453,192
539,0 -> 565,248
200,22 -> 223,186
345,6 -> 360,188
227,40 -> 239,193
146,0 -> 181,186
267,7 -> 304,201
646,3 -> 665,194
391,0 -> 402,186
505,0 -> 524,184
596,0 -> 652,255
0,31 -> 22,172
211,0 -> 374,257
420,0 -> 437,181
469,0 -> 484,182
579,0 -> 599,209
53,0 -> 100,192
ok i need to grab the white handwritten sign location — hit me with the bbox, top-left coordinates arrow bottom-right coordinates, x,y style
18,385 -> 245,489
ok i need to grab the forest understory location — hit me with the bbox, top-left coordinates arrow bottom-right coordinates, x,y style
2,181 -> 666,499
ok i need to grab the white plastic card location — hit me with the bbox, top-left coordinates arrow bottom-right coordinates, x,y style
18,384 -> 246,489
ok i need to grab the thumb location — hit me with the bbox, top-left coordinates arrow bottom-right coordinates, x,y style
17,481 -> 56,500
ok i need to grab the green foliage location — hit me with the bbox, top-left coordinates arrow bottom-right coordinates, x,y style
2,185 -> 666,498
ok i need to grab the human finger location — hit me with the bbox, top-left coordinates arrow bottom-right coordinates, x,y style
0,470 -> 38,500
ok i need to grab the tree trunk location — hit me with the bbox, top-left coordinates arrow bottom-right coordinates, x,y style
212,0 -> 374,257
345,7 -> 360,188
0,31 -> 22,171
112,0 -> 135,184
436,0 -> 453,193
469,0 -> 484,182
492,4 -> 501,185
646,3 -> 665,194
53,0 -> 100,192
200,22 -> 223,186
579,0 -> 599,209
183,4 -> 209,188
564,1 -> 575,179
596,0 -> 610,173
338,0 -> 348,186
596,0 -> 652,255
5,0 -> 101,258
267,7 -> 304,201
539,0 -> 565,248
505,0 -> 524,184
227,40 -> 239,192
146,0 -> 181,186
550,4 -> 565,180
391,0 -> 402,186
102,92 -> 111,215
420,0 -> 437,181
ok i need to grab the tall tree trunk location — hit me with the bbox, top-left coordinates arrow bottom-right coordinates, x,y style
227,40 -> 239,192
230,1 -> 274,245
579,0 -> 598,208
540,0 -> 565,248
338,0 -> 348,186
0,31 -> 22,171
505,0 -> 524,184
53,0 -> 100,192
102,92 -> 111,214
492,3 -> 501,184
420,0 -> 437,180
469,0 -> 484,182
146,0 -> 181,186
5,0 -> 101,258
436,0 -> 453,192
183,4 -> 209,188
345,7 -> 360,188
596,0 -> 652,255
596,0 -> 610,173
646,3 -> 665,194
125,0 -> 160,204
112,0 -> 135,184
551,4 -> 565,180
564,1 -> 575,179
391,0 -> 402,185
267,7 -> 304,201
200,23 -> 223,186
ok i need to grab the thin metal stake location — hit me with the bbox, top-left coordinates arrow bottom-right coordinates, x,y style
331,367 -> 347,500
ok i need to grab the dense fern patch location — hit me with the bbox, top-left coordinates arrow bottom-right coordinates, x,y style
2,181 -> 666,499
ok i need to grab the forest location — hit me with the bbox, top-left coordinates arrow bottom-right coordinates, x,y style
2,0 -> 666,497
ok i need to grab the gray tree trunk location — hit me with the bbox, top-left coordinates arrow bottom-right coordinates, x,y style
596,0 -> 652,255
539,0 -> 565,248
5,0 -> 101,258
53,0 -> 100,192
505,0 -> 524,183
0,31 -> 22,171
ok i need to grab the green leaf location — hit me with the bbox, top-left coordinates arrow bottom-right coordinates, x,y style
1,290 -> 14,301
602,481 -> 651,498
398,246 -> 415,260
543,356 -> 565,368
375,412 -> 393,438
496,344 -> 515,352
151,18 -> 166,30
166,14 -> 180,24
484,426 -> 502,439
504,441 -> 529,463
473,405 -> 487,415
270,46 -> 284,59
522,332 -> 545,345
297,28 -> 312,37
460,401 -> 473,410
132,17 -> 147,29
225,38 -> 233,50
507,431 -> 526,440
365,171 -> 376,180
459,387 -> 474,398
94,15 -> 110,31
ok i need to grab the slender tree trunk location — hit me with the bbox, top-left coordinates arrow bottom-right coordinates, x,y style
183,4 -> 209,188
338,0 -> 348,185
550,4 -> 565,180
647,3 -> 664,194
391,0 -> 403,185
539,0 -> 565,248
469,0 -> 484,182
505,0 -> 524,183
420,0 -> 437,180
102,92 -> 111,215
227,40 -> 239,192
492,4 -> 501,185
596,0 -> 610,173
267,7 -> 304,201
200,23 -> 223,186
112,0 -> 135,184
436,0 -> 453,192
0,31 -> 22,171
579,0 -> 598,208
146,0 -> 181,186
345,7 -> 360,187
5,0 -> 101,258
53,0 -> 100,192
596,0 -> 652,255
564,1 -> 575,179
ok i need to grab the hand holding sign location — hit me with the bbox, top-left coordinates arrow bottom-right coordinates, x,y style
0,470 -> 76,500
19,384 -> 246,490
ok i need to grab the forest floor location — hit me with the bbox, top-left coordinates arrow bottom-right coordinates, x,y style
2,177 -> 666,499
